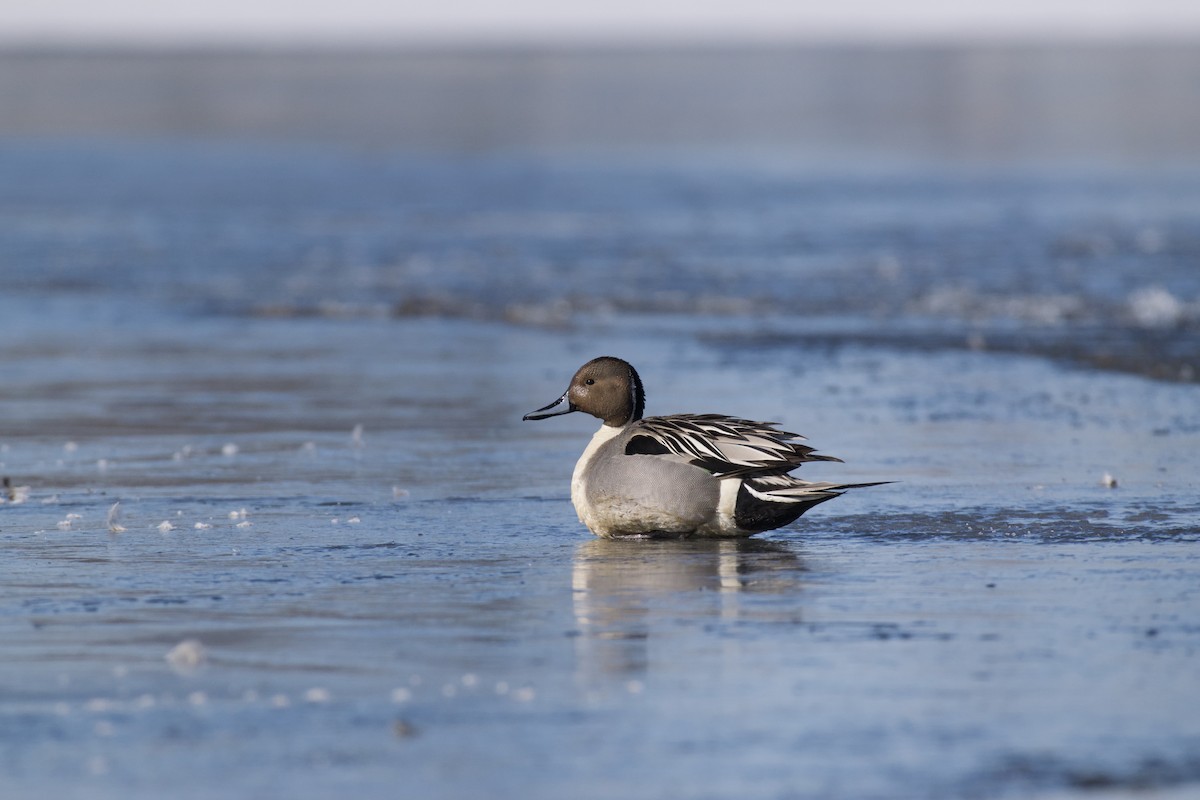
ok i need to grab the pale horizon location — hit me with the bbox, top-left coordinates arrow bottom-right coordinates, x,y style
4,0 -> 1200,45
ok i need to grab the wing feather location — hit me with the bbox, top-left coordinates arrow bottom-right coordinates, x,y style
628,413 -> 842,477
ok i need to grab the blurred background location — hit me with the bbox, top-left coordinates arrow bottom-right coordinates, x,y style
5,2 -> 1200,162
2,1 -> 1199,380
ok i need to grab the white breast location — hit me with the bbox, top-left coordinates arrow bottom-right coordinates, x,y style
571,423 -> 624,533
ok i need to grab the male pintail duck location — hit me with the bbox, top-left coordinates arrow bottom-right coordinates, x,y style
523,356 -> 887,538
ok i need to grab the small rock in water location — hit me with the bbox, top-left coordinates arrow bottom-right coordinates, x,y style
392,719 -> 418,738
165,639 -> 207,670
1102,472 -> 1118,489
3,477 -> 31,504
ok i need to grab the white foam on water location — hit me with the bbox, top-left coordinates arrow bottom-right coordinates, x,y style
165,639 -> 206,670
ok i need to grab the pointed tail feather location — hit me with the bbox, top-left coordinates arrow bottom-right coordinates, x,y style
733,476 -> 891,532
745,475 -> 893,500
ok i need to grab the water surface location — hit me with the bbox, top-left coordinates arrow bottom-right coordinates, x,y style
2,44 -> 1200,800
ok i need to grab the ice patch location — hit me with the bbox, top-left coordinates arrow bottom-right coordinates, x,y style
914,288 -> 1085,325
303,687 -> 331,703
165,639 -> 207,671
1128,286 -> 1186,328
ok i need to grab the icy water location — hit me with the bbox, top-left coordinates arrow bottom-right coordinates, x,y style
3,45 -> 1200,800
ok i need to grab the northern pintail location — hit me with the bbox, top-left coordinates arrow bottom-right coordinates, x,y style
524,356 -> 886,538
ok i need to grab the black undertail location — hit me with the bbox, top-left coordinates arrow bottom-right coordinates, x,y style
732,484 -> 839,533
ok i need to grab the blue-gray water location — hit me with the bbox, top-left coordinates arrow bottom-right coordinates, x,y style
2,45 -> 1199,800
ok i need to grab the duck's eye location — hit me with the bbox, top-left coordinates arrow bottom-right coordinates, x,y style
585,378 -> 595,385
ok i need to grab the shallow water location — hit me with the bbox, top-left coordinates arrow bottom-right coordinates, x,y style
3,45 -> 1200,800
2,310 -> 1198,799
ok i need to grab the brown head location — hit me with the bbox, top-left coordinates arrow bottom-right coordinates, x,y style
523,356 -> 646,427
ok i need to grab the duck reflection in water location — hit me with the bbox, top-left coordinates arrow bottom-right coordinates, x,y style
571,538 -> 807,680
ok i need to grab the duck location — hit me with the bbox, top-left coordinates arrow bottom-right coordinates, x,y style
523,356 -> 886,538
